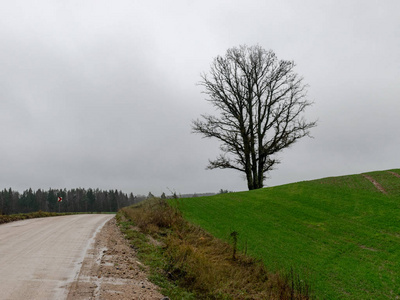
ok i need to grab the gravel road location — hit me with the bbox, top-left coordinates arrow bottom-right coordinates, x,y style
0,214 -> 114,300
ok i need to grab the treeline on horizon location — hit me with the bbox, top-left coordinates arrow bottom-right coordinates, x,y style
0,187 -> 146,215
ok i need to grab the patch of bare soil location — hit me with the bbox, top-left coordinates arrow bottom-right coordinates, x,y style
67,218 -> 166,300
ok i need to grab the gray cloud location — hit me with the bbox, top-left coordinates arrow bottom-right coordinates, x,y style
0,0 -> 399,195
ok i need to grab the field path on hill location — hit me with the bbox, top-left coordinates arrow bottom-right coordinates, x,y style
388,171 -> 400,178
362,174 -> 387,194
0,214 -> 113,300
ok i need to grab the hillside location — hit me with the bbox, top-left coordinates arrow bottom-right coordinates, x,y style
176,169 -> 400,299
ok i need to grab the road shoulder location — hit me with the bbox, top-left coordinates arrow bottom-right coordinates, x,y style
67,217 -> 164,300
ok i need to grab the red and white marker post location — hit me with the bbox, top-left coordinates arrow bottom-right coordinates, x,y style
58,197 -> 62,212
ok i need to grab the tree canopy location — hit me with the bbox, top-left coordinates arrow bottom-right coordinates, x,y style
193,45 -> 317,190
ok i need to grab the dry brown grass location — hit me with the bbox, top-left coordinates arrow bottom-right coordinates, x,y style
0,211 -> 73,224
121,198 -> 311,300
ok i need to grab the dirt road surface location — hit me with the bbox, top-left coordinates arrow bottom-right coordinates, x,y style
0,214 -> 113,300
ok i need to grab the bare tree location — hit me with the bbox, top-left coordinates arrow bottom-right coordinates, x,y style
192,45 -> 317,190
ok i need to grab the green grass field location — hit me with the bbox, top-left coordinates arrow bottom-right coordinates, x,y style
175,169 -> 400,299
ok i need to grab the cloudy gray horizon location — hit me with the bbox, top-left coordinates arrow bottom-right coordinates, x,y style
1,0 -> 399,196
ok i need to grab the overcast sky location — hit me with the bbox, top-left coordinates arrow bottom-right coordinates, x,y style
0,0 -> 399,196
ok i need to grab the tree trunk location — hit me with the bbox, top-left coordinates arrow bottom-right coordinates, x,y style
246,169 -> 254,190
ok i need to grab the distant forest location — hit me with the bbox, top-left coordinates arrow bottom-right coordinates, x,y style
0,188 -> 145,215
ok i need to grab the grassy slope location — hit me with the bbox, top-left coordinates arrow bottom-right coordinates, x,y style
175,169 -> 400,299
